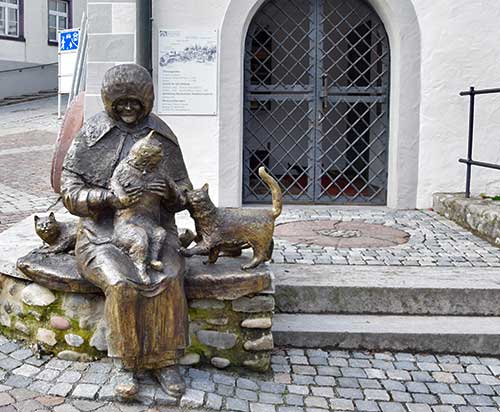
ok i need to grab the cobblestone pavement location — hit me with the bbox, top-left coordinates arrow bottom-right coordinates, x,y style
273,208 -> 500,267
0,97 -> 61,232
0,96 -> 62,135
0,335 -> 499,411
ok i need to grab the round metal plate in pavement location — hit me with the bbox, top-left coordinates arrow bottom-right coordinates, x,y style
274,220 -> 410,248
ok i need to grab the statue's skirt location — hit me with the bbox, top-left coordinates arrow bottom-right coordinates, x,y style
76,228 -> 188,371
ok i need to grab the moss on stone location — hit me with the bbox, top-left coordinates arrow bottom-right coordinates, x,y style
5,290 -> 104,358
1,276 -> 273,371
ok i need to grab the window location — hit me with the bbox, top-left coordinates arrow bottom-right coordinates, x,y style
0,0 -> 20,37
48,0 -> 69,43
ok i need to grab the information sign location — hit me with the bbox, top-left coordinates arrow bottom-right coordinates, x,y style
57,28 -> 80,118
158,29 -> 218,115
59,29 -> 80,52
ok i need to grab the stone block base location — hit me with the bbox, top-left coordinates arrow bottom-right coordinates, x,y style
186,295 -> 274,372
0,254 -> 274,372
433,192 -> 500,246
0,275 -> 105,361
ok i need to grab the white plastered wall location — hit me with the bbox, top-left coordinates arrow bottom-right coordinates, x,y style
415,0 -> 500,208
152,0 -> 231,202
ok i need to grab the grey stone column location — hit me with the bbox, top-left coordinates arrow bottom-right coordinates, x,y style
84,0 -> 137,119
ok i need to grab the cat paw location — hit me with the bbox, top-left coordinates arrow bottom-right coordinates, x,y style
178,247 -> 192,257
241,261 -> 261,270
150,260 -> 164,271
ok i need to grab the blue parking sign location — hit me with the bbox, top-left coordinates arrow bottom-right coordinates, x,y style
59,29 -> 79,52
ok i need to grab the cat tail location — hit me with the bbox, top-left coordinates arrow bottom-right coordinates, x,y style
258,167 -> 282,219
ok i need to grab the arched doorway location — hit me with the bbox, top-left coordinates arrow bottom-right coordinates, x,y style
242,0 -> 390,204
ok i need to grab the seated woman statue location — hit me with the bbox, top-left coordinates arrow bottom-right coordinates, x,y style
60,64 -> 191,399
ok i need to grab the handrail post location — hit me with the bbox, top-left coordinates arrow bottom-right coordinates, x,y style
68,13 -> 87,107
465,86 -> 475,198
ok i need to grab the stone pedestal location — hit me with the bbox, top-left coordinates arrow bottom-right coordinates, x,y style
0,228 -> 274,372
184,257 -> 274,372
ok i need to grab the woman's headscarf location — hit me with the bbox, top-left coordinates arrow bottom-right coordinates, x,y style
101,64 -> 154,123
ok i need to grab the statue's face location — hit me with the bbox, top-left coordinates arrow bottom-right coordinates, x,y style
114,98 -> 144,125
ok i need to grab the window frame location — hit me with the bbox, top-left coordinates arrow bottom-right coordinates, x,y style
47,0 -> 72,46
0,0 -> 25,42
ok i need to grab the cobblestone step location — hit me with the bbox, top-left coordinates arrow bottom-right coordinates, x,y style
272,313 -> 500,355
274,264 -> 500,315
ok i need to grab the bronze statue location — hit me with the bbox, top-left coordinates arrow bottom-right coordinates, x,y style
180,167 -> 282,269
60,64 -> 191,398
17,63 -> 282,401
34,212 -> 76,254
110,130 -> 179,284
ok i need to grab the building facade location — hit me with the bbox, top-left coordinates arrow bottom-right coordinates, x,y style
0,0 -> 87,66
0,0 -> 87,99
84,0 -> 500,209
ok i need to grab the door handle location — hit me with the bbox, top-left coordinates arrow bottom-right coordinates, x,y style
321,73 -> 328,112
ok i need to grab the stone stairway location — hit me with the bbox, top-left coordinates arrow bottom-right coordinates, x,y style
271,264 -> 500,355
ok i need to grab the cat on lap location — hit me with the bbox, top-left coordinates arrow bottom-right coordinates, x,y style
111,130 -> 176,284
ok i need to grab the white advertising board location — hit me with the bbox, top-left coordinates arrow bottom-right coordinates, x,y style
158,29 -> 218,115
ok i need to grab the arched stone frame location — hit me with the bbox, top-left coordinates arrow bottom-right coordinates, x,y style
217,0 -> 421,209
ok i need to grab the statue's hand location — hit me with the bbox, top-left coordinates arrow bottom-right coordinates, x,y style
123,185 -> 143,204
109,186 -> 142,209
117,195 -> 134,209
148,178 -> 179,199
106,191 -> 122,209
147,179 -> 169,196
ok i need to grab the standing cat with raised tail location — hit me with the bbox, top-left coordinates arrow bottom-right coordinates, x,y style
180,167 -> 282,270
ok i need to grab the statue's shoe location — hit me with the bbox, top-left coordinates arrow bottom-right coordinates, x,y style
154,365 -> 186,397
114,371 -> 139,399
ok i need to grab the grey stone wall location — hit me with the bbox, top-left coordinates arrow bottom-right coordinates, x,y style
0,64 -> 58,99
0,274 -> 274,372
85,0 -> 136,118
433,192 -> 500,246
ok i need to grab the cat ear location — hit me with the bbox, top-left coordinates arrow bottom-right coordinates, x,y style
202,183 -> 209,192
34,215 -> 39,223
49,212 -> 55,220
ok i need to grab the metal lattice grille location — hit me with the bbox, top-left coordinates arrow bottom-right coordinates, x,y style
243,0 -> 390,204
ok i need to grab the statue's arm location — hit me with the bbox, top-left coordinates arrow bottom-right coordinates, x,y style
60,169 -> 116,217
175,176 -> 193,193
164,178 -> 189,213
60,132 -> 117,217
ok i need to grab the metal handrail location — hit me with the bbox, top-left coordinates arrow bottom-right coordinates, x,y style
0,63 -> 57,74
460,87 -> 500,96
68,12 -> 88,105
459,86 -> 500,197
